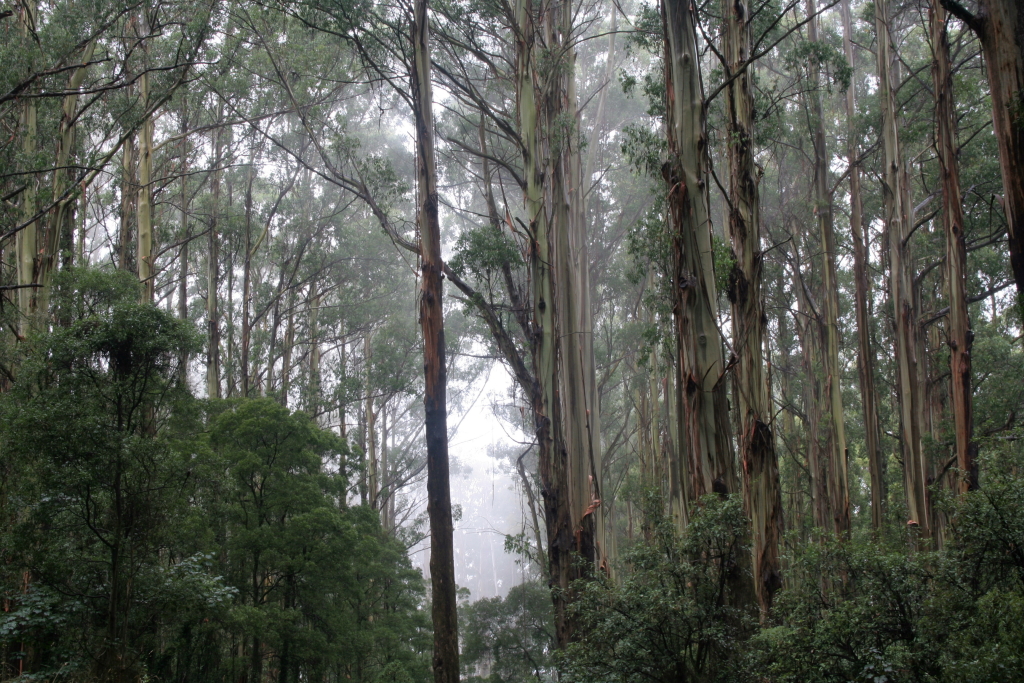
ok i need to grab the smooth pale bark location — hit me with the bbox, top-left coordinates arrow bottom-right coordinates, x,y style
241,155 -> 256,397
513,0 -> 601,647
207,109 -> 224,400
875,0 -> 929,533
411,0 -> 459,677
663,0 -> 735,507
723,0 -> 783,614
940,0 -> 1023,303
932,0 -> 977,492
137,69 -> 154,303
791,233 -> 830,533
36,40 -> 97,325
365,332 -> 378,508
553,4 -> 604,583
840,0 -> 885,528
806,0 -> 850,536
16,0 -> 38,337
515,0 -> 562,639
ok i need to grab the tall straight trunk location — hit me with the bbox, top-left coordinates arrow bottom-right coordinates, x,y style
38,40 -> 97,324
723,0 -> 783,614
281,288 -> 294,407
225,180 -> 235,398
791,238 -> 830,533
178,97 -> 190,323
207,109 -> 224,400
365,331 -> 378,507
552,0 -> 604,580
932,0 -> 977,492
514,0 -> 592,648
841,0 -> 885,528
306,286 -> 321,415
663,0 -> 735,507
16,0 -> 38,337
940,0 -> 1023,302
137,17 -> 155,304
875,0 -> 929,533
339,330 -> 348,439
119,137 -> 136,272
411,0 -> 459,678
242,154 -> 256,397
806,0 -> 849,536
516,0 -> 564,640
266,272 -> 284,397
178,99 -> 190,382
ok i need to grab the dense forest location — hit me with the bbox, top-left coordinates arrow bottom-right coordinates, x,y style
0,0 -> 1023,679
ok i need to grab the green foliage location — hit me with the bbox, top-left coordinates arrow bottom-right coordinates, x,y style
561,494 -> 753,683
712,234 -> 737,296
784,38 -> 853,93
620,123 -> 666,179
552,467 -> 1024,683
0,270 -> 429,683
461,581 -> 554,683
449,224 -> 524,281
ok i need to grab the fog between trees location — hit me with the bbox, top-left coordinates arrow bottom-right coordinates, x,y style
1,0 -> 1023,680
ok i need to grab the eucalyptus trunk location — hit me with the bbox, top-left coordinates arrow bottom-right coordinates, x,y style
932,0 -> 977,492
207,110 -> 225,400
306,287 -> 321,415
724,0 -> 783,614
663,0 -> 735,509
841,0 -> 884,528
515,0 -> 600,646
137,16 -> 155,304
118,137 -> 136,272
16,0 -> 38,337
38,40 -> 97,324
242,155 -> 256,397
806,0 -> 850,536
939,0 -> 1023,303
874,0 -> 929,534
411,0 -> 459,677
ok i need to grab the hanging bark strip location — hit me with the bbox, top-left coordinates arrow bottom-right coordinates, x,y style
723,0 -> 783,614
931,0 -> 977,492
512,0 -> 600,647
874,0 -> 929,535
840,0 -> 885,528
411,0 -> 459,679
663,0 -> 735,510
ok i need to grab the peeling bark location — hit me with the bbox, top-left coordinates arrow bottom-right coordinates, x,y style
932,0 -> 977,492
663,0 -> 735,512
724,0 -> 783,614
875,0 -> 929,534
